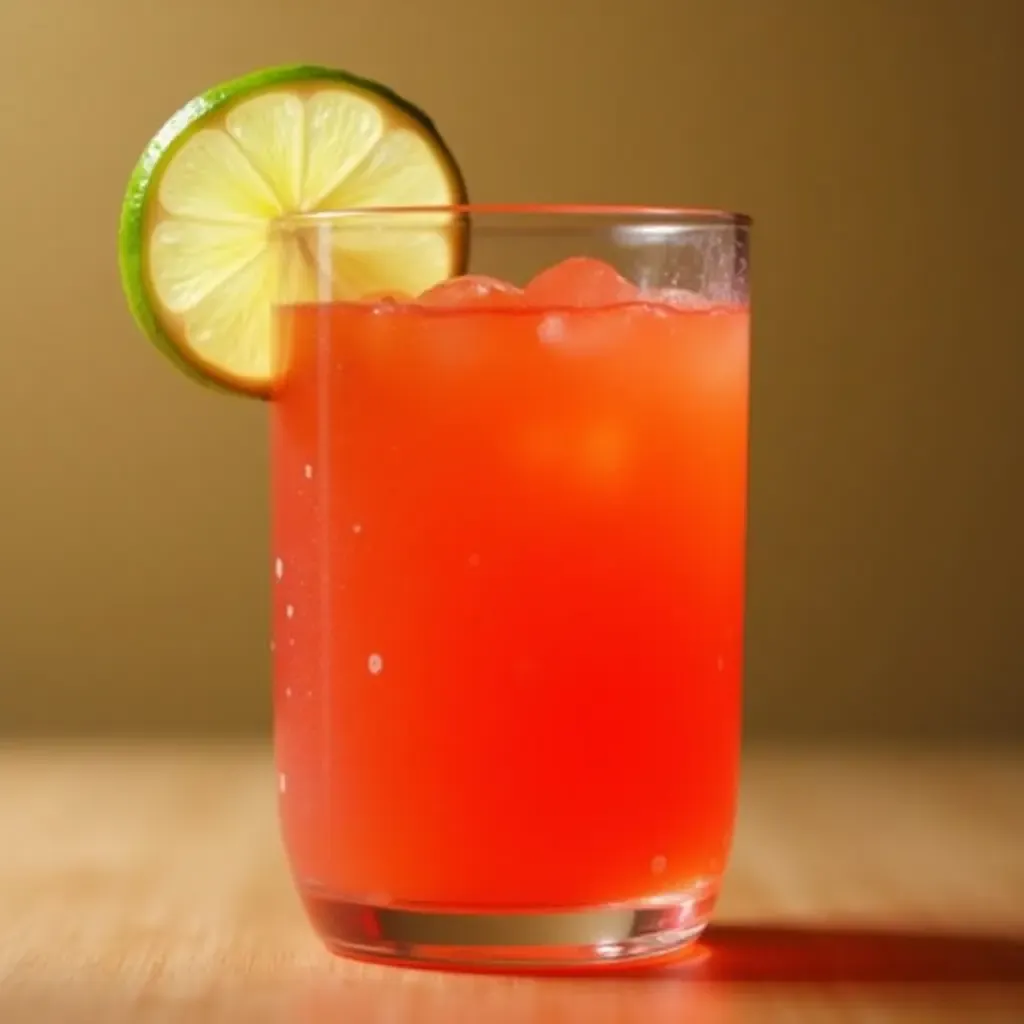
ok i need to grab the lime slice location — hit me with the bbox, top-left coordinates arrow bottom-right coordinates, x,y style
118,65 -> 468,395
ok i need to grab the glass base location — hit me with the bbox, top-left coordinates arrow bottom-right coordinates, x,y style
302,879 -> 717,971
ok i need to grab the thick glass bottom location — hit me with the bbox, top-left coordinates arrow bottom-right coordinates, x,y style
301,878 -> 718,971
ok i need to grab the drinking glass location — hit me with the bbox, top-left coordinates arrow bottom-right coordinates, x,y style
269,205 -> 751,970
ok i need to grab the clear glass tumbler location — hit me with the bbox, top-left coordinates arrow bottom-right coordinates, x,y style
269,205 -> 751,970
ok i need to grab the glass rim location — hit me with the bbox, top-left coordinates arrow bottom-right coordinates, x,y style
272,202 -> 752,229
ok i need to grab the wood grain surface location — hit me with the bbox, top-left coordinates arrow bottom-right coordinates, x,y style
0,744 -> 1021,1022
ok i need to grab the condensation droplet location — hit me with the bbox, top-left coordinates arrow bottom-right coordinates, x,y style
651,854 -> 667,875
352,523 -> 363,534
284,687 -> 292,698
304,464 -> 314,480
289,637 -> 296,647
368,653 -> 383,675
278,773 -> 287,794
269,641 -> 276,653
274,557 -> 284,580
286,604 -> 295,619
716,657 -> 725,672
468,553 -> 481,568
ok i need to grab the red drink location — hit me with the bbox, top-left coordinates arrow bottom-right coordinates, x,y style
270,210 -> 751,970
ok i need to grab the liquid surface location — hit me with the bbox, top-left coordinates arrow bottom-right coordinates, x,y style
271,264 -> 749,910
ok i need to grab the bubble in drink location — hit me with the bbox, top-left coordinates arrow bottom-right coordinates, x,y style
525,257 -> 639,307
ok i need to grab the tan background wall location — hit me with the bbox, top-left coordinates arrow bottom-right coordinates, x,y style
1,0 -> 1021,739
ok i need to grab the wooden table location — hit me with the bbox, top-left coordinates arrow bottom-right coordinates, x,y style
0,744 -> 1021,1022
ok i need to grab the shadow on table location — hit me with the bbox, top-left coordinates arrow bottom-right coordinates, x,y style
2,926 -> 1022,1023
651,923 -> 1024,984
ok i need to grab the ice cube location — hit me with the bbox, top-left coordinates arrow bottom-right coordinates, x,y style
537,314 -> 567,344
525,257 -> 639,307
418,274 -> 523,308
537,306 -> 640,359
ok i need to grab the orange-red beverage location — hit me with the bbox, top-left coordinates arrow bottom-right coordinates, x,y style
270,209 -> 750,970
